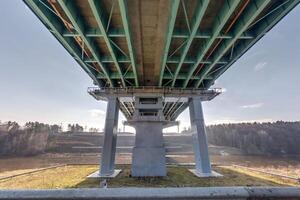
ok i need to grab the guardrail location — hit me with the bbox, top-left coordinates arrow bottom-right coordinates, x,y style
0,187 -> 300,200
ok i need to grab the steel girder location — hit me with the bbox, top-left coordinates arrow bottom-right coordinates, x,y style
171,0 -> 210,87
87,0 -> 126,87
118,0 -> 139,86
57,0 -> 114,87
24,0 -> 106,87
159,0 -> 180,86
195,0 -> 272,88
183,0 -> 241,88
205,0 -> 300,88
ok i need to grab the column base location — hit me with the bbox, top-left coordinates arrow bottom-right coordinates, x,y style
132,147 -> 166,177
188,169 -> 223,177
87,169 -> 122,178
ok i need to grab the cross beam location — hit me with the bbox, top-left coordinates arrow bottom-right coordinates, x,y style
87,0 -> 126,87
171,0 -> 210,87
183,0 -> 241,88
206,0 -> 300,88
195,0 -> 271,88
24,0 -> 105,86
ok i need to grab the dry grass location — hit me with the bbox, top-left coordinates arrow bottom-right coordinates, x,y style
0,165 -> 289,189
0,165 -> 97,189
221,166 -> 300,187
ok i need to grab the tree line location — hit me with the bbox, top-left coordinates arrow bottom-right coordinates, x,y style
0,121 -> 99,134
206,121 -> 300,155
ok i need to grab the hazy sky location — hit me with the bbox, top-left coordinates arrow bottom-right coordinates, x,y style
0,1 -> 299,132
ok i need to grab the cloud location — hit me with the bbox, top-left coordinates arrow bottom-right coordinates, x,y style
89,109 -> 106,118
241,103 -> 264,109
254,61 -> 267,71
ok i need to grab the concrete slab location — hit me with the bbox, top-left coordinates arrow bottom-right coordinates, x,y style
87,170 -> 122,179
188,169 -> 223,177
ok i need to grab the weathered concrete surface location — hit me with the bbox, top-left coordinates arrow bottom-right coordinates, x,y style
0,187 -> 299,199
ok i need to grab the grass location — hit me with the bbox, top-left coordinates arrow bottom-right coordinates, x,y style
221,165 -> 300,187
0,165 -> 97,189
0,164 -> 293,189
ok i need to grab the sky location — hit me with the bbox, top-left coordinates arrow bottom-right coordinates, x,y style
0,1 -> 299,132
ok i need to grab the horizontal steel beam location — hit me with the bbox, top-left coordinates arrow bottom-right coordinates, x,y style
88,0 -> 126,87
23,0 -> 103,86
97,72 -> 135,79
183,0 -> 241,88
63,28 -> 125,38
206,0 -> 300,89
171,0 -> 210,87
163,73 -> 213,80
167,58 -> 228,65
57,0 -> 114,86
173,30 -> 254,39
195,0 -> 272,88
85,56 -> 130,64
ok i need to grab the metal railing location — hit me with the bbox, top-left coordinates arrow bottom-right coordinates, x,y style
0,187 -> 300,200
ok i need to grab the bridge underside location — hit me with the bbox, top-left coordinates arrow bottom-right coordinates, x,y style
24,0 -> 299,177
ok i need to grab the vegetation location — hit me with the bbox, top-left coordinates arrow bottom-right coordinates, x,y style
0,165 -> 293,189
207,121 -> 300,155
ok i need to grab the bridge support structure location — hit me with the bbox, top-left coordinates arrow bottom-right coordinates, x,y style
88,87 -> 222,177
128,97 -> 167,176
188,97 -> 222,177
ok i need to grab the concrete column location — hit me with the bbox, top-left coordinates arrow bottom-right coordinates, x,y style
131,121 -> 166,177
100,97 -> 119,176
189,97 -> 217,177
130,96 -> 166,177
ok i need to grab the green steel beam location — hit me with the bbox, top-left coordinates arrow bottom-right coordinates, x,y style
118,0 -> 139,86
183,0 -> 241,88
195,0 -> 272,88
87,0 -> 126,87
167,57 -> 228,65
171,0 -> 210,87
206,0 -> 300,89
63,28 -> 125,38
163,73 -> 213,80
98,72 -> 135,79
158,0 -> 180,86
85,56 -> 130,64
173,29 -> 254,39
23,0 -> 108,87
56,0 -> 114,87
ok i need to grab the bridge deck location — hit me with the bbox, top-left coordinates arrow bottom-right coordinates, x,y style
24,0 -> 299,89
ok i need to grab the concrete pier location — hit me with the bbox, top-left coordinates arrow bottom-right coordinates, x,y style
130,97 -> 166,177
189,97 -> 220,177
99,97 -> 120,177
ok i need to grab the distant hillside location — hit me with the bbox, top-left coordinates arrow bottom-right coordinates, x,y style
206,121 -> 300,155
